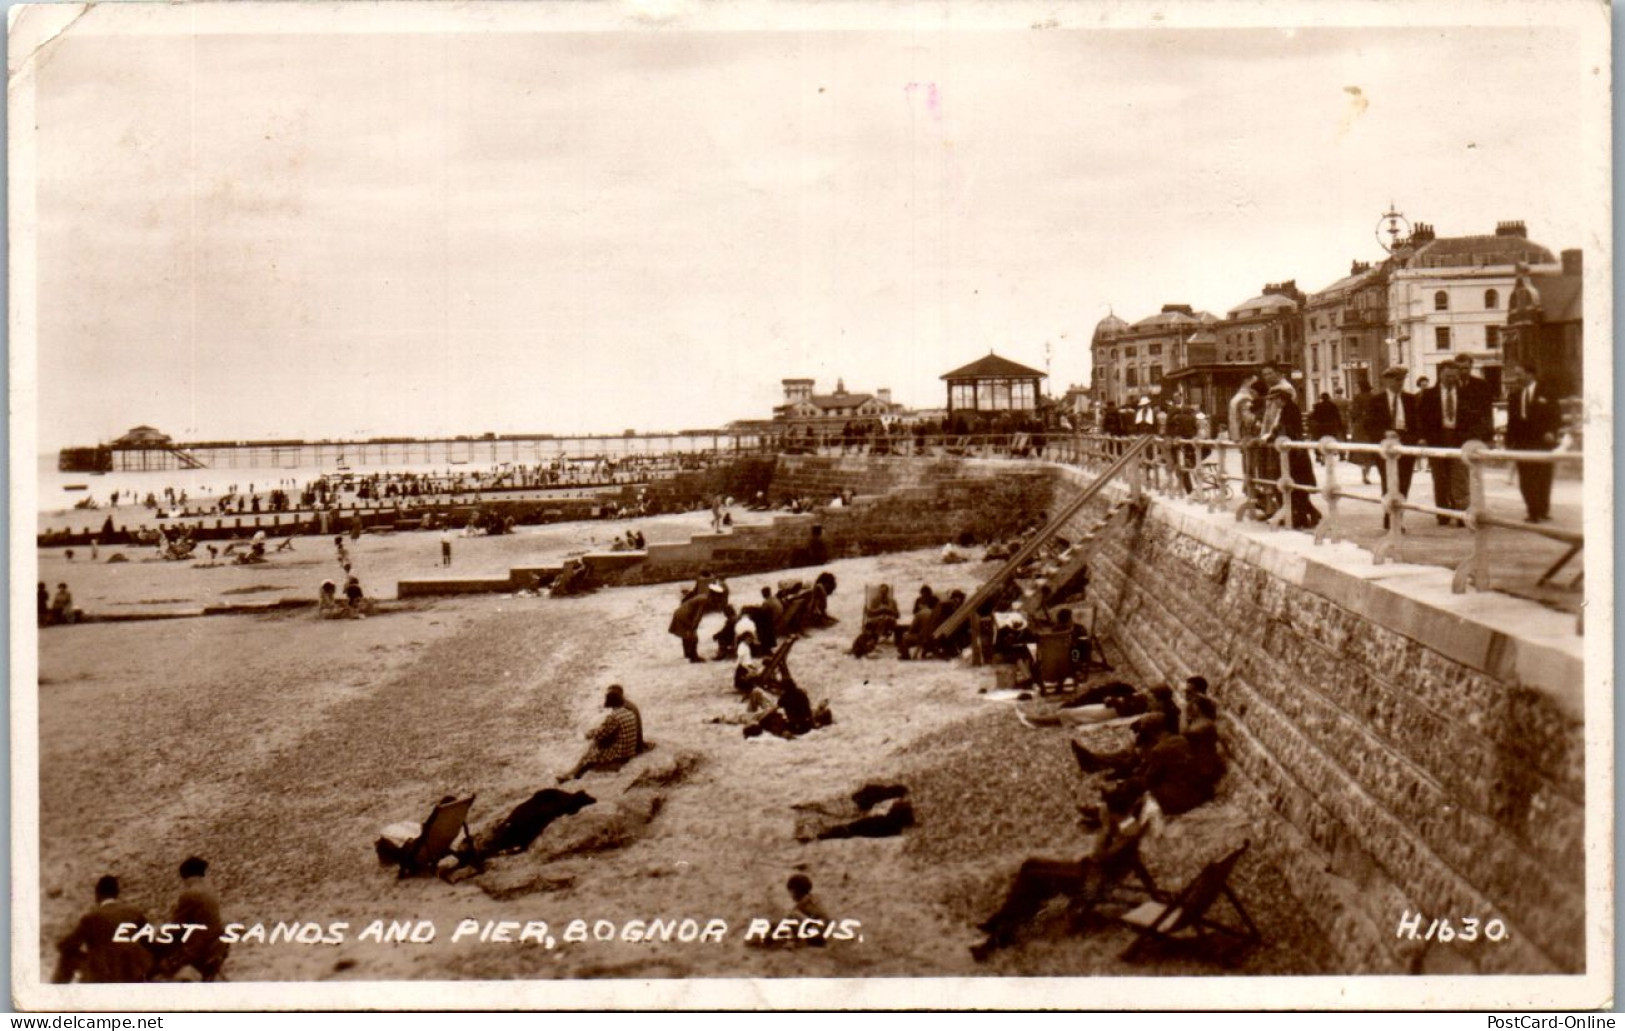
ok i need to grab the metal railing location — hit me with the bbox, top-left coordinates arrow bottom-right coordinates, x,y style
1058,432 -> 1583,616
773,429 -> 1583,626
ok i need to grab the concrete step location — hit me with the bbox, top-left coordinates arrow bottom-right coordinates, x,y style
397,576 -> 516,598
580,551 -> 647,570
201,598 -> 317,616
509,565 -> 563,589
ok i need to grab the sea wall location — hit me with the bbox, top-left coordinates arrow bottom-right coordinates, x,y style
1049,465 -> 1585,974
603,455 -> 1054,587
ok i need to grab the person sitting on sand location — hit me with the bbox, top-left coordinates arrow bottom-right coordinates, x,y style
1184,675 -> 1217,724
559,684 -> 644,782
895,585 -> 939,660
712,604 -> 741,660
153,856 -> 229,982
970,782 -> 1156,961
742,675 -> 831,740
317,579 -> 346,617
1070,713 -> 1220,816
850,584 -> 900,657
744,586 -> 782,652
53,875 -> 152,984
343,576 -> 372,618
50,583 -> 76,626
733,630 -> 763,692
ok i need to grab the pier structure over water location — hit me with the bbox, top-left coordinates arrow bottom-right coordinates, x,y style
63,427 -> 770,472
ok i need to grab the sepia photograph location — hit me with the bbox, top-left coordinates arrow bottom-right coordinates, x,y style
9,0 -> 1613,1011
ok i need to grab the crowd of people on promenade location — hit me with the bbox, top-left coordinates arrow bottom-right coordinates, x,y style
1096,356 -> 1565,528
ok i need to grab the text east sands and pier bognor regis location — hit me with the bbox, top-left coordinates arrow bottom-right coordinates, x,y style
111,915 -> 865,949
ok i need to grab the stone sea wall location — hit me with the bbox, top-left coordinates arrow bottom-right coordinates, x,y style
1050,465 -> 1585,974
604,455 -> 1054,587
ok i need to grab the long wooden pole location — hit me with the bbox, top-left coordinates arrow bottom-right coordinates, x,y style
934,434 -> 1151,640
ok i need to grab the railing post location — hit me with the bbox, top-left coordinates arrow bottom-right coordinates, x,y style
1314,436 -> 1341,545
1373,433 -> 1404,565
1452,440 -> 1490,593
1204,439 -> 1222,514
1268,437 -> 1292,528
1129,445 -> 1144,504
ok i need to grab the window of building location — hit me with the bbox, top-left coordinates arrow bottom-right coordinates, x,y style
1434,290 -> 1449,311
984,379 -> 1012,410
1149,344 -> 1162,357
1124,347 -> 1137,358
950,383 -> 975,410
1012,380 -> 1036,409
1125,368 -> 1138,388
1435,326 -> 1452,351
1486,326 -> 1501,350
1330,342 -> 1339,367
1149,365 -> 1163,384
1111,349 -> 1118,360
1310,350 -> 1319,373
1484,289 -> 1499,309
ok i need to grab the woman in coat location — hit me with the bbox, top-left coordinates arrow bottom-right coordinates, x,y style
1257,383 -> 1321,529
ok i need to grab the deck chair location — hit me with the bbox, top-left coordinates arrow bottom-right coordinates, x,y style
1032,628 -> 1081,695
742,635 -> 798,692
1065,831 -> 1163,930
396,795 -> 477,879
1116,841 -> 1261,964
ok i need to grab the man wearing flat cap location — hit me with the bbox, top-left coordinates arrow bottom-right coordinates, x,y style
1361,366 -> 1421,525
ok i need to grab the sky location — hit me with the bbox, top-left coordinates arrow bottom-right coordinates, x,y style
20,6 -> 1603,450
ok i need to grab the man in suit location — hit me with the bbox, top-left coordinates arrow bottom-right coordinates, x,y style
1361,366 -> 1421,526
1418,363 -> 1473,525
155,857 -> 230,981
54,875 -> 153,983
1504,361 -> 1562,522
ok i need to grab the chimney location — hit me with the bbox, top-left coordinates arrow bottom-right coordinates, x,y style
1562,248 -> 1582,276
1411,223 -> 1435,244
876,388 -> 892,405
1351,260 -> 1370,275
1495,220 -> 1528,238
1161,303 -> 1194,316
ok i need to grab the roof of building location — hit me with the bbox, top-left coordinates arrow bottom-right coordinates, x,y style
940,352 -> 1047,380
113,425 -> 172,445
1131,309 -> 1201,329
1093,313 -> 1130,338
1407,234 -> 1556,269
1308,266 -> 1382,303
809,393 -> 877,409
1184,329 -> 1219,346
1227,293 -> 1299,317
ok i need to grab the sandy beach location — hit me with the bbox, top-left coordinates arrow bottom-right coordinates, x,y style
35,513 -> 1332,981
